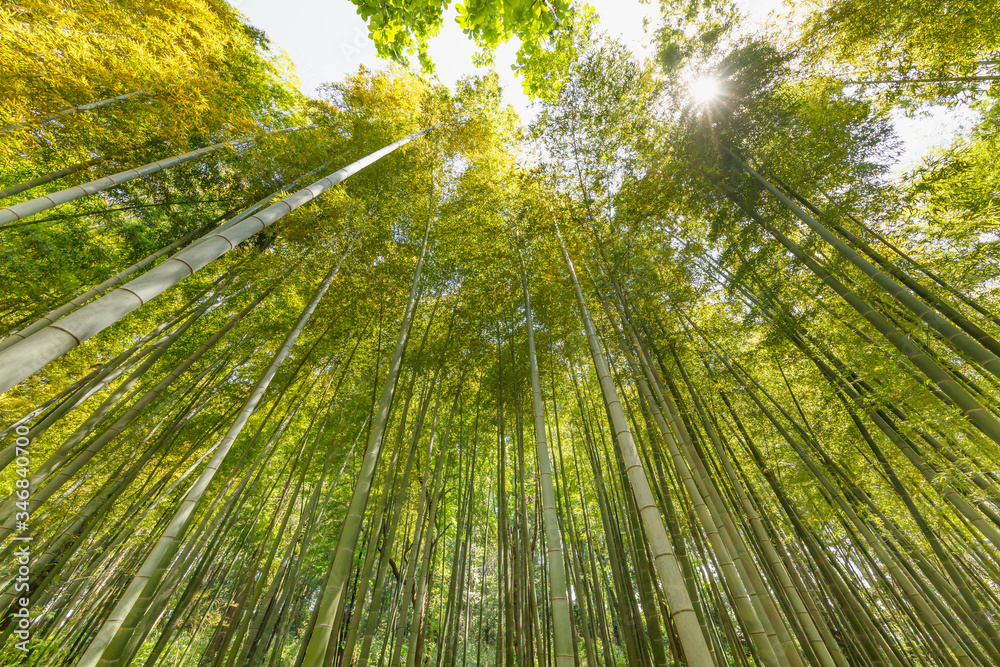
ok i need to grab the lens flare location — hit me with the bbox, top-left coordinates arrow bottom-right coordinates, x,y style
690,76 -> 720,104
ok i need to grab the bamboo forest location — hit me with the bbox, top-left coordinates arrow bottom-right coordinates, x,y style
3,0 -> 1000,665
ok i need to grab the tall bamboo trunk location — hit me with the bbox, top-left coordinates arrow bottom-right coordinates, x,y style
557,225 -> 715,667
522,264 -> 575,667
75,242 -> 353,667
300,221 -> 431,667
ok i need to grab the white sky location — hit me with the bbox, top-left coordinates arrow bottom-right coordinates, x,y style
230,0 -> 967,175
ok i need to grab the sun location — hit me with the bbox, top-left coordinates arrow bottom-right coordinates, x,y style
689,75 -> 721,104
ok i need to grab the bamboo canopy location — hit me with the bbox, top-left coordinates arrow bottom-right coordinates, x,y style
2,2 -> 1000,667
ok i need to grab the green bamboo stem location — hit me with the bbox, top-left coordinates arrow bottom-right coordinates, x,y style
0,126 -> 436,395
558,225 -> 715,667
76,242 -> 352,667
300,220 -> 431,667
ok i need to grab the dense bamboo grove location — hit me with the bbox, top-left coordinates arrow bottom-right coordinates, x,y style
2,1 -> 1000,666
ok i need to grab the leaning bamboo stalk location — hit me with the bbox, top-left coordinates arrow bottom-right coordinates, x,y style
579,367 -> 649,666
774,176 -> 1000,359
0,90 -> 149,134
701,245 -> 1000,543
727,388 -> 909,667
405,390 -> 461,667
225,376 -> 342,667
593,265 -> 793,666
134,499 -> 237,667
554,424 -> 599,667
588,284 -> 784,665
713,180 -> 1000,448
841,207 -> 1000,327
0,280 -> 278,537
289,417 -> 371,667
0,124 -> 308,229
118,326 -> 335,666
0,218 -> 214,353
75,244 -> 352,667
658,356 -> 799,667
51,371 -> 266,642
569,373 -> 629,667
573,328 -> 640,664
0,343 -> 149,471
0,273 -> 223,450
678,359 -> 835,666
162,380 -> 325,667
0,157 -> 106,201
0,126 -> 436,395
261,422 -> 362,667
75,342 -> 300,662
92,365 -> 250,539
689,360 -> 847,667
557,226 -> 715,667
12,273 -> 230,468
718,350 -> 978,667
388,373 -> 454,667
793,327 -> 1000,554
730,151 -> 1000,380
0,303 -> 208,532
115,407 -> 299,666
0,159 -> 327,352
628,336 -> 784,667
0,356 -> 249,610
